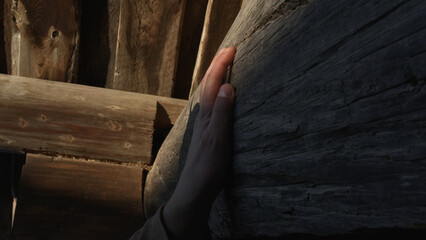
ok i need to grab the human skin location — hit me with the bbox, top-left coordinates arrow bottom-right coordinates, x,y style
162,47 -> 237,239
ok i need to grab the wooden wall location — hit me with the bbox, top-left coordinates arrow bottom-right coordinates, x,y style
1,0 -> 243,239
2,0 -> 242,98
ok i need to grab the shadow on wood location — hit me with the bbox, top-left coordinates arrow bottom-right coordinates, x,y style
144,0 -> 426,238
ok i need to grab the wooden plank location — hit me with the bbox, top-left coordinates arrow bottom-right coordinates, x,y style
13,154 -> 144,239
77,0 -> 120,87
172,0 -> 208,99
0,74 -> 188,163
145,0 -> 426,237
108,0 -> 187,97
188,0 -> 242,97
3,0 -> 81,82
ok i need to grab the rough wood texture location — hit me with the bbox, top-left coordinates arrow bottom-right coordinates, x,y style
108,0 -> 186,96
188,0 -> 242,97
172,0 -> 208,99
4,0 -> 80,82
0,74 -> 187,163
13,154 -> 144,240
145,0 -> 426,238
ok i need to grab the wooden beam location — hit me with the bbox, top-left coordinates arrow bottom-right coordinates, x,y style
108,0 -> 187,97
0,74 -> 187,163
13,154 -> 145,239
145,0 -> 426,237
3,0 -> 81,82
188,0 -> 242,97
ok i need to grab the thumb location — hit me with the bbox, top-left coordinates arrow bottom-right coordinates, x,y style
209,84 -> 235,132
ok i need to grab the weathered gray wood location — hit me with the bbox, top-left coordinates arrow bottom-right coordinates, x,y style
144,0 -> 426,238
13,154 -> 144,239
4,0 -> 81,82
0,74 -> 187,163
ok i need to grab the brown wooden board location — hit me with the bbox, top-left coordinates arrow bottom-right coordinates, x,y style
0,74 -> 187,163
188,0 -> 242,97
13,154 -> 144,240
144,0 -> 426,238
3,0 -> 81,82
108,0 -> 186,97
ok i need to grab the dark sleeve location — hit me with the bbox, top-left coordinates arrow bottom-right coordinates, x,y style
129,205 -> 169,240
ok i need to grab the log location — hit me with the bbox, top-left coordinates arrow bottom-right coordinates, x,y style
188,0 -> 242,97
0,74 -> 187,163
108,0 -> 186,96
144,0 -> 426,238
13,154 -> 144,239
3,0 -> 80,82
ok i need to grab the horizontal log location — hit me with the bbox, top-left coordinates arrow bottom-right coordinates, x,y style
0,74 -> 187,163
13,154 -> 145,239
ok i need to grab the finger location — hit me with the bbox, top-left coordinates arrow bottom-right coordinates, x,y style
200,47 -> 236,112
200,48 -> 226,103
209,84 -> 235,134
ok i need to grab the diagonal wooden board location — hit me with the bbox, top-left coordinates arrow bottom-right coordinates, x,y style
0,74 -> 187,163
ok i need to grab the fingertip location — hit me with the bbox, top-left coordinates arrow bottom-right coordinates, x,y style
217,84 -> 235,99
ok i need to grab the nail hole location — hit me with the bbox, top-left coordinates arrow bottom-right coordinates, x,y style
52,31 -> 59,38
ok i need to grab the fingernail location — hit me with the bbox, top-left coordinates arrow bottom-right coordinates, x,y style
218,48 -> 226,54
218,85 -> 234,98
223,47 -> 230,53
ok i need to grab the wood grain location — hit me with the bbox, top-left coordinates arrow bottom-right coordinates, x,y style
4,0 -> 81,82
188,0 -> 242,97
145,0 -> 426,237
0,74 -> 187,163
13,154 -> 144,240
109,0 -> 186,96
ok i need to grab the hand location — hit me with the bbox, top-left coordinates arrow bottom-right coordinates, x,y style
163,47 -> 236,239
